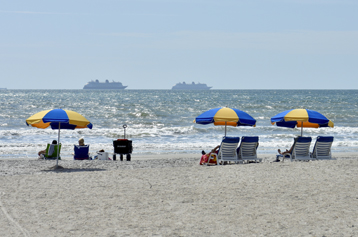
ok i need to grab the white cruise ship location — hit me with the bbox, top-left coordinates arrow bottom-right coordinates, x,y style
83,80 -> 127,89
171,82 -> 212,90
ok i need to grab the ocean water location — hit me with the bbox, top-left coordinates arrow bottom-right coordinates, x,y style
0,89 -> 357,159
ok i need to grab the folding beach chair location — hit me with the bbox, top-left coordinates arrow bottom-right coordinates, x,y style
44,143 -> 62,160
216,137 -> 241,165
311,136 -> 334,160
74,145 -> 90,160
237,136 -> 261,163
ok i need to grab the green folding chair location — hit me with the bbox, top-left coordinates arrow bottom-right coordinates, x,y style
44,143 -> 62,160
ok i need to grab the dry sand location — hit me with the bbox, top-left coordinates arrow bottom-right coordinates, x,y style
0,153 -> 358,236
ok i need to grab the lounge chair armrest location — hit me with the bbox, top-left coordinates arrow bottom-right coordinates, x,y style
282,154 -> 291,162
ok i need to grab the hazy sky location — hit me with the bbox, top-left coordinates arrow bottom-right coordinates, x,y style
1,0 -> 357,89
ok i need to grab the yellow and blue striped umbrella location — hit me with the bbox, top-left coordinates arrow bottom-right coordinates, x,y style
26,109 -> 92,166
194,107 -> 256,136
271,109 -> 333,136
26,109 -> 92,129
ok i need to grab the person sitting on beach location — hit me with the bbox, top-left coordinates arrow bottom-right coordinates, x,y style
78,137 -> 85,146
38,140 -> 57,159
73,138 -> 91,160
200,145 -> 220,165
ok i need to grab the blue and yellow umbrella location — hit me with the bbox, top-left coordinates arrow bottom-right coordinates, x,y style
26,109 -> 93,166
194,107 -> 256,136
271,109 -> 333,136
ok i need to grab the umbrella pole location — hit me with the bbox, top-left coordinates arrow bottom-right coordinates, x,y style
56,123 -> 61,167
225,122 -> 227,137
301,122 -> 303,137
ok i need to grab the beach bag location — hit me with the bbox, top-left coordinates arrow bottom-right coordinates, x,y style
200,153 -> 217,165
97,152 -> 109,160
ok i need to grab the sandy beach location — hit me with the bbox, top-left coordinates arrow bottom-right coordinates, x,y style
0,153 -> 358,236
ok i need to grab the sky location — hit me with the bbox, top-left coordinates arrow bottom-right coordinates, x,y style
1,0 -> 358,89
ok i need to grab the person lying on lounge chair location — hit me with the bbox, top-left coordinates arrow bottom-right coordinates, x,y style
276,137 -> 299,161
278,147 -> 293,156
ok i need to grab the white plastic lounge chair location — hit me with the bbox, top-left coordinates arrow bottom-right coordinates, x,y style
311,136 -> 334,160
283,137 -> 312,162
237,136 -> 262,163
216,137 -> 241,165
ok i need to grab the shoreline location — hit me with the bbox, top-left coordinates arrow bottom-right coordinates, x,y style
0,151 -> 356,162
0,152 -> 357,177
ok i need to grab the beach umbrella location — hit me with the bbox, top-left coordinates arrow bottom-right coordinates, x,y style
194,107 -> 256,136
271,109 -> 334,136
26,109 -> 93,167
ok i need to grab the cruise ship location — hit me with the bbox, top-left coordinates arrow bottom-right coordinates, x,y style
171,82 -> 212,90
83,80 -> 127,89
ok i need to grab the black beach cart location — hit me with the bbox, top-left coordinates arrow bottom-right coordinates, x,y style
113,124 -> 133,161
